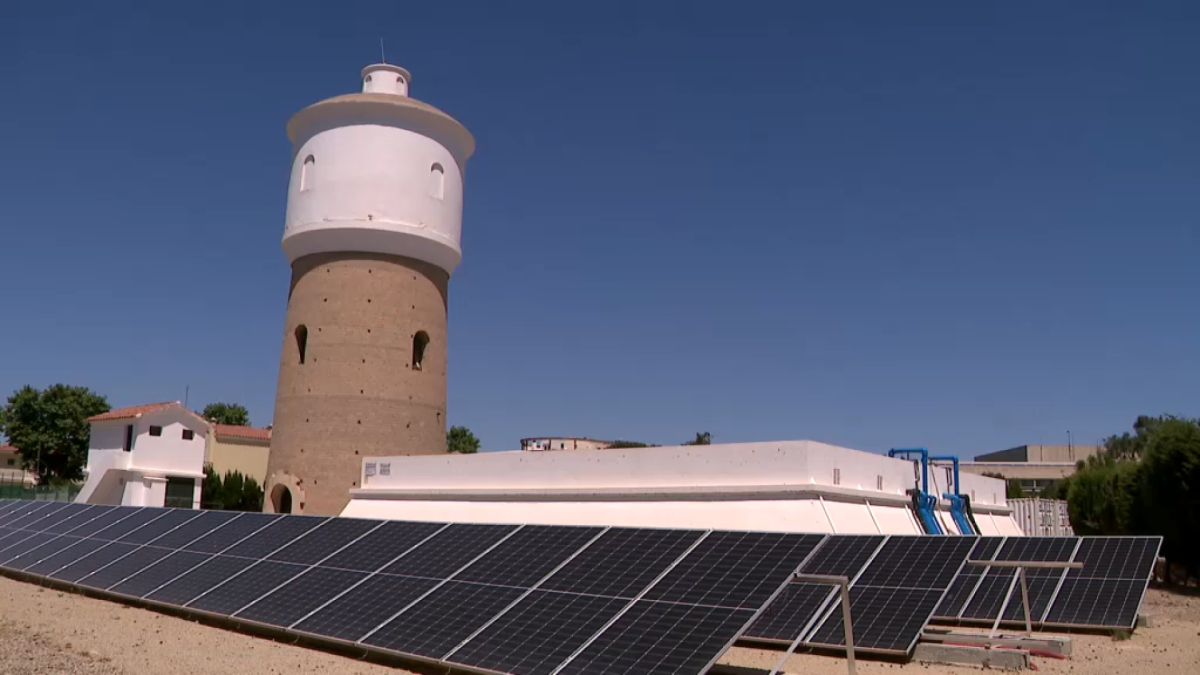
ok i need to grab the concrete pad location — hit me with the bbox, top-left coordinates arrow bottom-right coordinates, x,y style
913,643 -> 1031,670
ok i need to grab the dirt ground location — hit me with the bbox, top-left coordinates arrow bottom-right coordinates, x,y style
0,575 -> 1196,674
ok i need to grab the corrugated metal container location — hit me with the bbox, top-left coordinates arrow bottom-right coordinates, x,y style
1009,498 -> 1074,536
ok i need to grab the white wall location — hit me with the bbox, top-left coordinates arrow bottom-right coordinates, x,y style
78,408 -> 206,508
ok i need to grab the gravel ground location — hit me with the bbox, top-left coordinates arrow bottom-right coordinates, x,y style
0,574 -> 1196,674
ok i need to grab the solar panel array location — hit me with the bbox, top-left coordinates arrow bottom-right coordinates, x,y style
931,535 -> 1160,630
0,500 -> 1165,669
0,501 -> 823,675
744,535 -> 977,654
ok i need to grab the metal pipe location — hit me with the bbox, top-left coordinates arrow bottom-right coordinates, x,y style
928,455 -> 961,496
888,448 -> 929,495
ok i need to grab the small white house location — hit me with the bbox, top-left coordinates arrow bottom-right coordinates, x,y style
75,401 -> 208,508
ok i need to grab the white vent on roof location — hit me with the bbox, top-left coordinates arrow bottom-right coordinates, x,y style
833,468 -> 841,486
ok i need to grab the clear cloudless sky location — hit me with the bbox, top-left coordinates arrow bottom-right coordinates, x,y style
1,1 -> 1197,454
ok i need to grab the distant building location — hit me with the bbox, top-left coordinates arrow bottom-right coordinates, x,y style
76,402 -> 209,508
0,445 -> 36,487
961,443 -> 1102,495
350,440 -> 1019,536
521,437 -> 615,452
208,424 -> 272,485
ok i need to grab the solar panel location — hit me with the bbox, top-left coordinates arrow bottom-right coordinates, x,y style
805,536 -> 976,654
0,531 -> 59,565
453,525 -> 603,588
380,523 -> 517,579
319,520 -> 446,572
557,600 -> 755,675
1041,537 -> 1161,629
43,505 -> 106,534
13,533 -> 84,570
187,560 -> 306,615
235,566 -> 367,627
149,510 -> 240,550
362,581 -> 526,658
809,586 -> 946,653
79,508 -> 159,540
220,515 -> 326,559
745,535 -> 885,642
57,542 -> 148,584
643,531 -> 824,609
183,513 -> 277,553
108,550 -> 211,598
445,590 -> 629,674
25,536 -> 108,576
266,517 -> 379,565
145,555 -> 250,605
932,536 -> 1003,618
538,528 -> 703,599
292,574 -> 440,641
112,508 -> 201,544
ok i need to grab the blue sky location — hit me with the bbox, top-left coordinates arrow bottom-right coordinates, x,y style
2,2 -> 1196,454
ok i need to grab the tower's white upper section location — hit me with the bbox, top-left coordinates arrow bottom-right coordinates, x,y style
282,64 -> 476,274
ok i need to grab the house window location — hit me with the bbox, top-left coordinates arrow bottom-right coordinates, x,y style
123,424 -> 133,452
149,425 -> 163,437
182,429 -> 194,440
296,324 -> 308,364
164,477 -> 194,509
430,163 -> 445,199
412,330 -> 429,370
300,155 -> 315,191
5,458 -> 13,467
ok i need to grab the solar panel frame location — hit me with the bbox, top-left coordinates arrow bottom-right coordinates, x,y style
1041,536 -> 1162,630
804,535 -> 977,655
744,534 -> 886,643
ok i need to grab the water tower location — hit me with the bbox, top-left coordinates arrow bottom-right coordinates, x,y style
265,63 -> 475,515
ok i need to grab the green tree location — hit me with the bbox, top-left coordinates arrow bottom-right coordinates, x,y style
1139,418 -> 1200,577
684,432 -> 712,446
447,426 -> 480,454
0,384 -> 109,484
200,466 -> 264,511
201,465 -> 223,509
607,440 -> 654,449
201,402 -> 250,426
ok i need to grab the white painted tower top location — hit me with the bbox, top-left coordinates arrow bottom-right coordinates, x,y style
281,64 -> 475,274
361,63 -> 412,96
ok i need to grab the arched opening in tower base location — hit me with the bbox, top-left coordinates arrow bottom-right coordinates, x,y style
270,484 -> 293,514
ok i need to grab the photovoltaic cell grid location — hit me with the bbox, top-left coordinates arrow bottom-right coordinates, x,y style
1042,537 -> 1160,629
0,500 -> 825,675
806,537 -> 978,654
930,536 -> 1160,630
744,535 -> 884,642
957,537 -> 1077,622
932,536 -> 1003,618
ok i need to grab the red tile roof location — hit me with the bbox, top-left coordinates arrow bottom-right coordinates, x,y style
0,445 -> 18,454
213,424 -> 272,442
87,401 -> 181,423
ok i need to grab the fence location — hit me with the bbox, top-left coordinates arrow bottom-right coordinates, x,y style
0,473 -> 81,503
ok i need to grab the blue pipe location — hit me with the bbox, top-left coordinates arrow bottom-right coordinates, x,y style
929,455 -> 976,536
887,448 -> 943,535
887,448 -> 929,494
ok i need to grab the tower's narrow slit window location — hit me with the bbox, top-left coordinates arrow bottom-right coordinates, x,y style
300,155 -> 315,191
412,331 -> 429,370
295,324 -> 308,364
430,163 -> 445,199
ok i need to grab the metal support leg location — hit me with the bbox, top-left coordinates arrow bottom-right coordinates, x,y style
770,574 -> 854,675
1019,567 -> 1033,636
839,581 -> 857,675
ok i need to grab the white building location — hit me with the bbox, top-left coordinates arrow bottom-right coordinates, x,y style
346,440 -> 1021,536
75,402 -> 208,508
